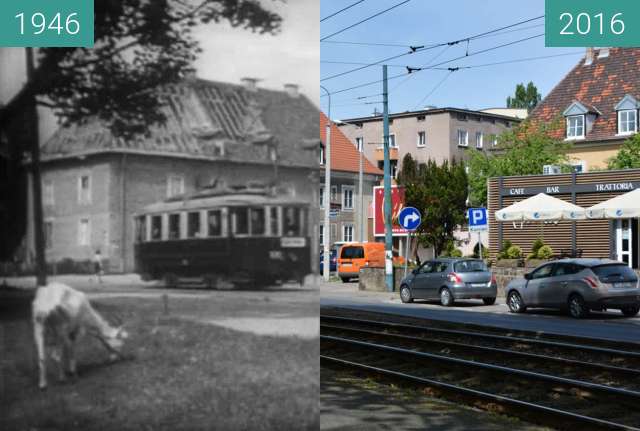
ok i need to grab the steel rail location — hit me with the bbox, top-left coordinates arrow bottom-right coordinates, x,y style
321,323 -> 640,377
321,335 -> 640,400
321,354 -> 640,431
320,315 -> 640,358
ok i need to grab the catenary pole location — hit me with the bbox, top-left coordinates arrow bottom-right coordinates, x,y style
320,86 -> 331,282
358,139 -> 364,242
382,65 -> 393,291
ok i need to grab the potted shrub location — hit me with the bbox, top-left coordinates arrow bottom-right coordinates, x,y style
496,241 -> 522,267
525,238 -> 554,268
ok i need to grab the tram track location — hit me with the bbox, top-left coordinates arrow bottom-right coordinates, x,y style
320,313 -> 640,430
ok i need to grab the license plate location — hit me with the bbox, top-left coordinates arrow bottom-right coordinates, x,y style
471,283 -> 486,288
613,282 -> 636,289
342,262 -> 351,266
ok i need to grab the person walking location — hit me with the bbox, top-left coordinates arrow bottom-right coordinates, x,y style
93,250 -> 104,284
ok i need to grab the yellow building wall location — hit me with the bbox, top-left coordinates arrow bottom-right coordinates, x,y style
567,143 -> 622,170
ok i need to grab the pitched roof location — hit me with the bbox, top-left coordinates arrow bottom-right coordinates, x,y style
320,112 -> 382,176
41,78 -> 319,168
529,48 -> 640,142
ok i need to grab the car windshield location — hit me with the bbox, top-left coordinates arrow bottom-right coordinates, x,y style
341,246 -> 364,259
592,264 -> 638,282
454,260 -> 488,273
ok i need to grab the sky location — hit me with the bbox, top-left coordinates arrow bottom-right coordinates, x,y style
0,0 -> 319,141
320,0 -> 583,121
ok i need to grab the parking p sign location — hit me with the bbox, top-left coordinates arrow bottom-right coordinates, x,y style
468,207 -> 488,231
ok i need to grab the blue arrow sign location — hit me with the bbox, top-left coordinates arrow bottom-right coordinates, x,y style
398,206 -> 421,231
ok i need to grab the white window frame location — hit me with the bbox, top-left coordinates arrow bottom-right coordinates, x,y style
475,132 -> 483,149
330,185 -> 338,202
492,136 -> 498,147
342,224 -> 354,242
618,109 -> 638,135
390,160 -> 398,179
77,175 -> 92,205
388,133 -> 397,148
78,218 -> 90,246
320,145 -> 325,165
166,174 -> 185,198
355,137 -> 364,152
457,129 -> 468,147
417,131 -> 426,148
571,160 -> 588,173
566,115 -> 585,139
319,186 -> 324,208
319,224 -> 324,245
43,180 -> 54,206
342,185 -> 354,211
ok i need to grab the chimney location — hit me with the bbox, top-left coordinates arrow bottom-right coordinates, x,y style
598,47 -> 610,58
183,69 -> 197,81
284,83 -> 299,98
584,47 -> 594,66
241,77 -> 259,92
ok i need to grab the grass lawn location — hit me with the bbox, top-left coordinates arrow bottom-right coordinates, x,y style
1,291 -> 319,431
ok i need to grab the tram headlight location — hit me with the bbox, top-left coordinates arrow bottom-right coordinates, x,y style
269,250 -> 284,260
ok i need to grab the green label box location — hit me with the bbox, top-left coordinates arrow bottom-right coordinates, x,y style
0,0 -> 93,47
546,0 -> 640,47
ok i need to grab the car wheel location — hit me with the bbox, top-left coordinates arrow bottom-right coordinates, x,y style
568,294 -> 589,318
400,285 -> 413,303
440,287 -> 454,307
482,297 -> 496,305
340,277 -> 350,283
507,291 -> 526,313
621,305 -> 640,317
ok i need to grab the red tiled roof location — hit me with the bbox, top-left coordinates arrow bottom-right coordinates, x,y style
41,78 -> 318,168
320,112 -> 382,176
529,48 -> 640,142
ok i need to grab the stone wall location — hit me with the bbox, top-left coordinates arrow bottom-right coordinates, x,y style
358,267 -> 403,292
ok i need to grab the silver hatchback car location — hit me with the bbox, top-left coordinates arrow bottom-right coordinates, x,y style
506,259 -> 640,318
399,258 -> 497,306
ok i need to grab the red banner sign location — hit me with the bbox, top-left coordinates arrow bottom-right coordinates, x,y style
373,185 -> 408,236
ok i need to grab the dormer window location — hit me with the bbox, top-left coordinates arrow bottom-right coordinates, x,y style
320,144 -> 325,165
566,115 -> 585,139
615,94 -> 639,136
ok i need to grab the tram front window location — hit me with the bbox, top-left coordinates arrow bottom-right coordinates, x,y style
284,207 -> 301,237
233,207 -> 249,235
169,214 -> 180,239
151,215 -> 162,240
136,216 -> 147,242
187,212 -> 200,238
250,208 -> 265,235
208,210 -> 222,237
270,207 -> 279,236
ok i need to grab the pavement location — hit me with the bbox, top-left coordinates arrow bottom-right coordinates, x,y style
320,280 -> 640,344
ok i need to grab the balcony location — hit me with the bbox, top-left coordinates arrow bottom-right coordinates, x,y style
374,147 -> 399,162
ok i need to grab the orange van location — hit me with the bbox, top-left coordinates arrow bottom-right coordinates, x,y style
337,242 -> 406,282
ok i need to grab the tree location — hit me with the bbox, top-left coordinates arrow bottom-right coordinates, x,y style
506,81 -> 542,112
466,119 -> 571,206
397,154 -> 468,257
607,133 -> 640,169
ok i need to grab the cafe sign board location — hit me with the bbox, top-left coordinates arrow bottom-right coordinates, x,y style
500,181 -> 640,197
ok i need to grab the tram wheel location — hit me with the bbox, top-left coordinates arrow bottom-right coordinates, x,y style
163,273 -> 178,289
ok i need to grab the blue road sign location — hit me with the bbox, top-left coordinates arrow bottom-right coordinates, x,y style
398,206 -> 421,231
468,207 -> 488,231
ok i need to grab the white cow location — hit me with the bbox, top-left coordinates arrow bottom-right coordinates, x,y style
32,282 -> 128,389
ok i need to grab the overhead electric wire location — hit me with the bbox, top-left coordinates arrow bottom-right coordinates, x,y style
412,70 -> 456,110
439,51 -> 584,70
389,44 -> 452,95
321,0 -> 367,22
322,40 -> 415,48
322,32 -> 544,97
320,14 -> 544,82
320,0 -> 412,42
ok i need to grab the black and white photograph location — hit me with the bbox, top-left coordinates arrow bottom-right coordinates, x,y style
1,1 -> 320,430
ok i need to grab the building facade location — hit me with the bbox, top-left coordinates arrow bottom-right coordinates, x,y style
528,47 -> 640,171
488,169 -> 640,269
24,77 -> 319,272
320,112 -> 382,248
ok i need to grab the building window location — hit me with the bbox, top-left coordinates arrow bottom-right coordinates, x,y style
388,134 -> 397,148
78,175 -> 91,205
320,145 -> 325,165
43,180 -> 54,206
343,224 -> 354,242
355,137 -> 363,152
167,175 -> 185,198
78,218 -> 90,246
566,115 -> 585,139
330,186 -> 338,202
417,115 -> 425,121
168,213 -> 181,239
417,131 -> 426,147
44,221 -> 53,249
319,224 -> 324,245
342,186 -> 354,210
187,212 -> 201,238
492,135 -> 498,147
378,160 -> 398,178
475,132 -> 483,149
618,110 -> 637,135
571,160 -> 587,173
457,129 -> 468,147
319,186 -> 324,208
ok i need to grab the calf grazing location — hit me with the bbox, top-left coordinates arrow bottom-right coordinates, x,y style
32,282 -> 128,389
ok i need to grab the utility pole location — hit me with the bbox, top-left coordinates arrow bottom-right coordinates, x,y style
358,138 -> 364,242
320,86 -> 331,282
26,47 -> 47,287
382,65 -> 393,292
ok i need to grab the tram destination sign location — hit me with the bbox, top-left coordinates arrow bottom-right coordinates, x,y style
500,181 -> 640,197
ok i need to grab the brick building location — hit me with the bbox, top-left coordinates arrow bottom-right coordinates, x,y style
25,77 -> 319,272
319,112 -> 382,247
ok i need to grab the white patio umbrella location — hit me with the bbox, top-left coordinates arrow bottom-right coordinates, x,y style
586,188 -> 640,219
495,193 -> 587,222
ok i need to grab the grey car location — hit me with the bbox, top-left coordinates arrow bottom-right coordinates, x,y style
506,259 -> 640,318
399,258 -> 497,306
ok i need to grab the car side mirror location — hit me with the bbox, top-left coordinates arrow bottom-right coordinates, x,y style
524,272 -> 532,280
